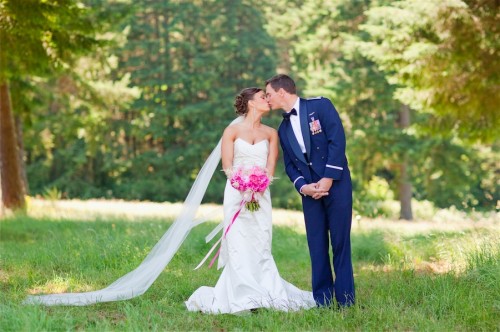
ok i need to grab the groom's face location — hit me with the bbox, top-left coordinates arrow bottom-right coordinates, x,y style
265,85 -> 282,111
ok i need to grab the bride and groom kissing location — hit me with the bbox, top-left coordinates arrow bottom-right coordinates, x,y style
186,74 -> 355,313
25,74 -> 355,314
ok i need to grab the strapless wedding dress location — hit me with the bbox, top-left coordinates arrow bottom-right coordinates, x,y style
185,138 -> 315,314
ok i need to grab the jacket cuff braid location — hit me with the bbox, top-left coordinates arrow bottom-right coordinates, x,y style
324,166 -> 342,180
294,177 -> 308,193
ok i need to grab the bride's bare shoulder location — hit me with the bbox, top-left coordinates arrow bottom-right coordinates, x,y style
225,123 -> 243,132
262,125 -> 278,135
223,123 -> 241,138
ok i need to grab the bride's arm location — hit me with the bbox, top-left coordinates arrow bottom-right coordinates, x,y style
221,126 -> 235,177
266,129 -> 279,177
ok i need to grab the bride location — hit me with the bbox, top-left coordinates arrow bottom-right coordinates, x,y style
185,88 -> 315,313
24,87 -> 315,314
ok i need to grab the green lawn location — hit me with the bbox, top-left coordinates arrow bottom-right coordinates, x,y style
1,214 -> 499,331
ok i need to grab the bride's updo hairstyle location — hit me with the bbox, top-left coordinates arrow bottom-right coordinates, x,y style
234,87 -> 262,116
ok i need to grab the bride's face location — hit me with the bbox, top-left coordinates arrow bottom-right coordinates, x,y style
250,91 -> 271,113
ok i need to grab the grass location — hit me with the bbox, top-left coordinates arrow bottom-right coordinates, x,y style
1,210 -> 499,331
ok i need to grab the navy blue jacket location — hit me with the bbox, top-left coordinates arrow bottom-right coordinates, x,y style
278,97 -> 349,193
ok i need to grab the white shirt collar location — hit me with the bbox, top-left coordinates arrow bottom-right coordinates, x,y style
291,97 -> 300,113
288,97 -> 306,153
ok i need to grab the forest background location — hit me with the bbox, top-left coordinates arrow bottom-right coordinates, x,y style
1,0 -> 498,220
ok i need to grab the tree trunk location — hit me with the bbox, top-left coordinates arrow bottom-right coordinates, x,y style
399,104 -> 413,220
0,81 -> 26,210
15,115 -> 29,195
0,170 -> 3,217
399,158 -> 413,220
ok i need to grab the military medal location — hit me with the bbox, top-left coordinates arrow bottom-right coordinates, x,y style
309,117 -> 322,135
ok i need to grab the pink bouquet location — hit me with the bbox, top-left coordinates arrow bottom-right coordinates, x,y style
229,165 -> 271,212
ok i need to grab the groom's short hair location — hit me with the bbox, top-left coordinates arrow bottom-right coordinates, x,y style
265,74 -> 296,94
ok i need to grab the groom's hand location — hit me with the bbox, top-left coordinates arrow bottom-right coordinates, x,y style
300,183 -> 329,200
317,178 -> 333,192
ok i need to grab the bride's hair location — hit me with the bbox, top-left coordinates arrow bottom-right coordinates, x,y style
234,87 -> 262,116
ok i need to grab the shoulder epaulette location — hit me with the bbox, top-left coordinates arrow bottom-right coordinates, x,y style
307,96 -> 322,100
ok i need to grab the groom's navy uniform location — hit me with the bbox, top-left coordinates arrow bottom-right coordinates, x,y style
278,96 -> 355,307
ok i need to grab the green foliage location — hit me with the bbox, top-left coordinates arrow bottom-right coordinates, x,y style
411,139 -> 499,209
264,0 -> 498,213
360,0 -> 499,143
23,0 -> 278,205
10,0 -> 498,214
123,0 -> 278,203
0,0 -> 113,80
2,0 -> 136,202
41,187 -> 62,201
354,176 -> 396,218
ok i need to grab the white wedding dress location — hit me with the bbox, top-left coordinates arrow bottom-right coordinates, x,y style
185,138 -> 316,314
23,118 -> 315,311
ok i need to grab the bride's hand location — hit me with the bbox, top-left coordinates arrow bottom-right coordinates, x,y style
223,168 -> 234,179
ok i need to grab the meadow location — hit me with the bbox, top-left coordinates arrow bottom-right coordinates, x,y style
1,199 -> 499,331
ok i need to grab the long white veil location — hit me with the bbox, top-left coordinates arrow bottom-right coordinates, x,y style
24,116 -> 244,306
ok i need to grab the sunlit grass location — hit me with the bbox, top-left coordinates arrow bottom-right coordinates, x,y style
1,209 -> 499,331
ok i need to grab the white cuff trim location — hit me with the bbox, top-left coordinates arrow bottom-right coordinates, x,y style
293,176 -> 304,185
326,165 -> 343,170
299,185 -> 307,196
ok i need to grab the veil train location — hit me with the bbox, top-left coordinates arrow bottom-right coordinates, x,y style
24,116 -> 244,306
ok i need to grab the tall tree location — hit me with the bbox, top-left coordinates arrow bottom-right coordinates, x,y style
0,82 -> 25,209
0,0 -> 115,209
1,0 -> 132,205
360,0 -> 499,143
398,105 -> 413,220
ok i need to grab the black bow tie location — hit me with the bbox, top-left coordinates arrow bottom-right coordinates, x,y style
282,108 -> 297,120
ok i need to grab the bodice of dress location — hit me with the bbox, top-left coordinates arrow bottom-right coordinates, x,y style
232,138 -> 269,169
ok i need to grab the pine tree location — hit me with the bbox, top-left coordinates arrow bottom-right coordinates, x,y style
0,0 -> 130,207
0,0 -> 103,209
115,0 -> 277,202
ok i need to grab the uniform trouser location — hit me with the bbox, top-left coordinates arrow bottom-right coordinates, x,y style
302,170 -> 355,307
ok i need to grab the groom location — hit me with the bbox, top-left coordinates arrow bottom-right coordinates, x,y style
265,74 -> 355,308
